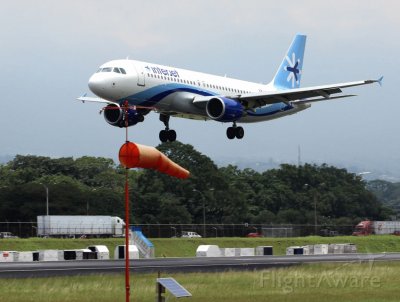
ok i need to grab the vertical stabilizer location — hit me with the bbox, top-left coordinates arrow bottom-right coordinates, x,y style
272,34 -> 306,90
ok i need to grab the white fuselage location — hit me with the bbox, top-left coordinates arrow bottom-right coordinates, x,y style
87,59 -> 308,123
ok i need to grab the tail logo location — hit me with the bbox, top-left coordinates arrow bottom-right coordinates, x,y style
284,52 -> 301,88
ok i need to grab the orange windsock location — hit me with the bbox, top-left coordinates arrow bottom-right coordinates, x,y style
119,142 -> 190,179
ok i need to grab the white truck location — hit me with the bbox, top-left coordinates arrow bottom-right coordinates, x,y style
37,215 -> 125,238
181,231 -> 202,238
353,220 -> 400,235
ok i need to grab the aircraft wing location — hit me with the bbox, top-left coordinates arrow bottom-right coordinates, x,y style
234,78 -> 382,109
76,96 -> 118,105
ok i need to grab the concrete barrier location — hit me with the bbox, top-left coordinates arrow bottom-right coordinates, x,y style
256,246 -> 273,256
196,245 -> 221,257
62,249 -> 97,260
314,244 -> 329,255
238,248 -> 255,256
16,251 -> 34,262
344,243 -> 357,253
114,245 -> 139,259
39,250 -> 62,261
220,248 -> 236,257
286,246 -> 304,255
0,251 -> 18,262
302,245 -> 314,255
87,245 -> 110,260
333,244 -> 345,254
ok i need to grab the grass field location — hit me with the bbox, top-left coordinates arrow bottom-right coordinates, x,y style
0,261 -> 399,301
1,235 -> 400,257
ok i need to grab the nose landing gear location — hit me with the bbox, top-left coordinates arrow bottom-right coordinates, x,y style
159,114 -> 177,142
226,122 -> 244,139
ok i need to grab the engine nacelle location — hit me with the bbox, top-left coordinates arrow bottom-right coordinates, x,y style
206,97 -> 243,122
104,104 -> 146,127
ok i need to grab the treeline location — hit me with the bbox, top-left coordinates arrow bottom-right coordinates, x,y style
367,180 -> 400,216
0,141 -> 392,225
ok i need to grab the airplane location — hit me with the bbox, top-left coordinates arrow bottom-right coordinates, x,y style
78,34 -> 382,142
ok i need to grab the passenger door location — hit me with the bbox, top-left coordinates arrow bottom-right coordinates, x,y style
134,64 -> 146,86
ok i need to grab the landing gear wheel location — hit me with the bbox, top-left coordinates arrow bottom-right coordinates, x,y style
226,127 -> 236,139
168,130 -> 177,142
235,126 -> 244,139
159,113 -> 177,142
159,130 -> 168,142
137,114 -> 144,123
159,129 -> 176,142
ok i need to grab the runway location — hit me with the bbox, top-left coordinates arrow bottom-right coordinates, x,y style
1,253 -> 399,278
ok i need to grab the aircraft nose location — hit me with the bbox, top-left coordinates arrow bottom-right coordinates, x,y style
88,74 -> 105,96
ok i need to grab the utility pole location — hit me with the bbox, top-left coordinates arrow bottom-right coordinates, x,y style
39,184 -> 49,216
193,188 -> 214,238
314,192 -> 317,235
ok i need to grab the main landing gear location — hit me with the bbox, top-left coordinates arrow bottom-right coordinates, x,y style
159,114 -> 177,142
226,122 -> 244,139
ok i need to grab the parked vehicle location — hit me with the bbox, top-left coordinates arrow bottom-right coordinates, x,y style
320,229 -> 339,237
37,215 -> 125,238
353,220 -> 400,236
246,232 -> 262,238
0,232 -> 18,239
180,231 -> 202,238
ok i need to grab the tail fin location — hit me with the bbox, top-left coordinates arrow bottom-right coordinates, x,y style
272,34 -> 307,90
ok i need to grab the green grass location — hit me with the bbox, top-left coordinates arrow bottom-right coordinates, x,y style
153,235 -> 400,257
1,235 -> 400,258
1,261 -> 399,301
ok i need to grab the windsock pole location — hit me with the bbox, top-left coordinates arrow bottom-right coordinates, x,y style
118,101 -> 189,302
123,100 -> 130,302
124,167 -> 130,302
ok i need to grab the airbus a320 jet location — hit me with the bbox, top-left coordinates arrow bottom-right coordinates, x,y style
78,34 -> 382,142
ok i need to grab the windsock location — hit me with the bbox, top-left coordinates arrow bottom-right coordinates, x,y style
119,141 -> 190,179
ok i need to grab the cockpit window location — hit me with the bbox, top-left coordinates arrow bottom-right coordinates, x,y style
102,67 -> 112,72
96,67 -> 126,74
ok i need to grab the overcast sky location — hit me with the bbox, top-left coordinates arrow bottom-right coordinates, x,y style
0,1 -> 398,175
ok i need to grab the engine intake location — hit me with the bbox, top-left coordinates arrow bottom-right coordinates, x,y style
206,97 -> 243,122
104,104 -> 146,127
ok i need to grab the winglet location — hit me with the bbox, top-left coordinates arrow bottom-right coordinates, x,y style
377,76 -> 384,87
77,93 -> 87,103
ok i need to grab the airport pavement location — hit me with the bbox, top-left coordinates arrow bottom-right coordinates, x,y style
1,253 -> 399,278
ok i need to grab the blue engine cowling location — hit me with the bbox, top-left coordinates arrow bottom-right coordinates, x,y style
104,104 -> 146,127
206,97 -> 243,122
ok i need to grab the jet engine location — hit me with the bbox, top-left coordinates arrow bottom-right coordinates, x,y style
103,104 -> 148,127
206,97 -> 244,122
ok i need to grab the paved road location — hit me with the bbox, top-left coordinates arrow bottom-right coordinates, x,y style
1,253 -> 399,278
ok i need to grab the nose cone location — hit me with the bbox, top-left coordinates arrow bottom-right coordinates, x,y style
88,73 -> 105,96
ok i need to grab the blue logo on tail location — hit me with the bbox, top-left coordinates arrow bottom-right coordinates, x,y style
285,52 -> 301,88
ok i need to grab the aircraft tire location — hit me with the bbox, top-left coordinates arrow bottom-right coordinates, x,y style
226,127 -> 236,139
168,130 -> 177,142
159,130 -> 169,142
235,126 -> 244,139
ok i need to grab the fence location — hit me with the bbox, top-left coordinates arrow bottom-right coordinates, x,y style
0,222 -> 356,238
